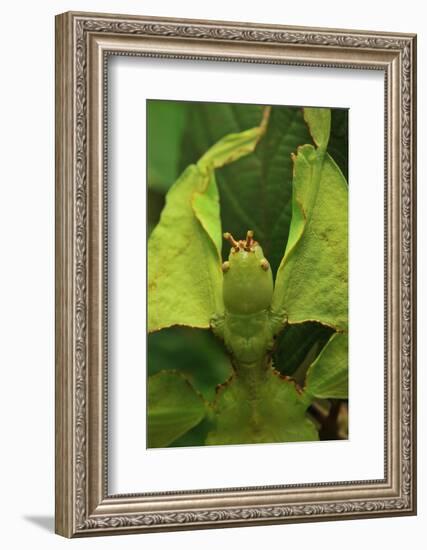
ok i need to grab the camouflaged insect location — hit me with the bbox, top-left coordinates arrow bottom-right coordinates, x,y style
212,231 -> 278,373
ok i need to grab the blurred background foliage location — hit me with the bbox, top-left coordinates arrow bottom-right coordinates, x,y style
147,99 -> 348,444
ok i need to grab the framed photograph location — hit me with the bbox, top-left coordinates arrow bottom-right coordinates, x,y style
55,11 -> 417,537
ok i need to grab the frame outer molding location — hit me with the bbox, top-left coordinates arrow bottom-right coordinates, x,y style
55,11 -> 417,538
55,13 -> 75,538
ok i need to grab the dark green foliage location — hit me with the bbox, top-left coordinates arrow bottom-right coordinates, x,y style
273,322 -> 334,379
328,108 -> 348,180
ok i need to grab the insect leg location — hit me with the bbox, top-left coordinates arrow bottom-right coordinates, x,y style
210,313 -> 225,340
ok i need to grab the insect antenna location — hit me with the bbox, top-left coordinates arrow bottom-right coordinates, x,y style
245,230 -> 254,250
223,232 -> 240,252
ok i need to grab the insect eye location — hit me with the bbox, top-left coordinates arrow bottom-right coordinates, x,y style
260,259 -> 269,271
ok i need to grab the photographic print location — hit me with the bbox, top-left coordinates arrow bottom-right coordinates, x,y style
147,100 -> 348,448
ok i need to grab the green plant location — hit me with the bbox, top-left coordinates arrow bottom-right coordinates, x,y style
147,102 -> 348,447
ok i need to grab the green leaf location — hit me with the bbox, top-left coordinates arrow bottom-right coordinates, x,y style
303,107 -> 331,151
272,145 -> 348,332
147,188 -> 165,237
206,369 -> 318,445
179,102 -> 313,276
147,371 -> 207,448
147,100 -> 188,192
148,121 -> 267,332
198,108 -> 269,172
304,332 -> 348,399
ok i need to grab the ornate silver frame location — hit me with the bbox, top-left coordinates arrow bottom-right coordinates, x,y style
55,11 -> 417,537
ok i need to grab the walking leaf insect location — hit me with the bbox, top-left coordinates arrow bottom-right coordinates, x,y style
147,105 -> 348,447
211,230 -> 275,372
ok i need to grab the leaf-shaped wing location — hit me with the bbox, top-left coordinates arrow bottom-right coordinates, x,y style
271,108 -> 348,333
304,332 -> 348,400
147,371 -> 207,448
206,370 -> 318,445
148,116 -> 268,333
